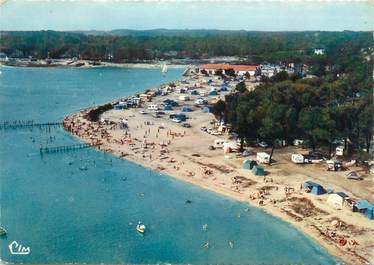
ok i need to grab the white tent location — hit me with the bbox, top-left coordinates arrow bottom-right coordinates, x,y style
327,193 -> 349,209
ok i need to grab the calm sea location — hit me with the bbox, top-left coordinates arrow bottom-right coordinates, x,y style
0,66 -> 339,264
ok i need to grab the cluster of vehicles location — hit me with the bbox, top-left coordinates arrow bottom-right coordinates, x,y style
200,126 -> 223,136
291,151 -> 364,180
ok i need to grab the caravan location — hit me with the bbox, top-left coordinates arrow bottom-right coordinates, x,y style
291,153 -> 306,164
147,104 -> 159,111
214,139 -> 226,149
256,152 -> 270,164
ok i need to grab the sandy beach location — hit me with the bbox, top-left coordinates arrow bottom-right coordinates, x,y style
63,73 -> 374,265
0,59 -> 189,69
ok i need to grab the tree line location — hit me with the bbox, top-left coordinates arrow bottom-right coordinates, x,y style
212,44 -> 373,162
0,30 -> 372,65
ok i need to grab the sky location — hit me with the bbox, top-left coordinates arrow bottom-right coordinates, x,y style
0,0 -> 373,31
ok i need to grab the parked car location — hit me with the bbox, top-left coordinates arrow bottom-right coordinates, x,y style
182,123 -> 192,128
200,126 -> 207,132
258,141 -> 268,148
326,160 -> 343,171
172,118 -> 182,123
346,171 -> 363,180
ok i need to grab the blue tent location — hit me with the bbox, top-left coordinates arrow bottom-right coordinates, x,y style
252,165 -> 265,176
243,160 -> 257,170
220,86 -> 228,91
209,90 -> 218,96
354,200 -> 374,220
175,113 -> 187,121
164,104 -> 173,111
181,106 -> 192,112
202,106 -> 212,113
303,181 -> 325,195
191,90 -> 199,95
163,99 -> 178,107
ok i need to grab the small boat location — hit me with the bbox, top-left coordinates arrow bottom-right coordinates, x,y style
202,224 -> 208,231
0,227 -> 7,236
203,241 -> 209,249
229,241 -> 234,249
79,165 -> 88,171
136,222 -> 146,234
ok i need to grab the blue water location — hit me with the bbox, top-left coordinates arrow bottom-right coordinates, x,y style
0,67 -> 339,264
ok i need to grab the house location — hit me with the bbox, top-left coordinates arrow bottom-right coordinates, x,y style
327,192 -> 349,209
314,48 -> 325,55
256,152 -> 270,164
252,165 -> 265,176
243,159 -> 257,170
199,64 -> 260,76
0,52 -> 8,62
303,181 -> 325,195
354,200 -> 374,220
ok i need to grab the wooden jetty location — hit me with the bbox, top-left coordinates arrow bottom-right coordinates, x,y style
0,120 -> 62,130
40,143 -> 90,154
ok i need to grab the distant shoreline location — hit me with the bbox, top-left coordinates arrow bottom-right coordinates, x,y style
0,60 -> 189,69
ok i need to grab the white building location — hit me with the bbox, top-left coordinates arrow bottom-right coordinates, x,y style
200,64 -> 260,77
314,48 -> 325,55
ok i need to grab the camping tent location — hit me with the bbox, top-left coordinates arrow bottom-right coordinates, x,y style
303,181 -> 325,195
164,104 -> 173,111
209,90 -> 218,96
354,200 -> 374,220
191,90 -> 199,95
252,165 -> 265,176
327,192 -> 349,209
181,106 -> 192,112
175,113 -> 187,121
163,99 -> 178,106
243,160 -> 257,170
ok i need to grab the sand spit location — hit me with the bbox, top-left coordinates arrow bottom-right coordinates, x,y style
63,73 -> 374,265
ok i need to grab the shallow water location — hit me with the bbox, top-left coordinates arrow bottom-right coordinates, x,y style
0,66 -> 339,264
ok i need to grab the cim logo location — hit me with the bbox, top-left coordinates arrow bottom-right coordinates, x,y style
8,241 -> 31,255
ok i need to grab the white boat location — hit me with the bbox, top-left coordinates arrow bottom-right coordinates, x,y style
136,222 -> 146,233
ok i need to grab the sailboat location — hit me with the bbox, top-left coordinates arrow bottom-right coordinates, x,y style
161,63 -> 168,75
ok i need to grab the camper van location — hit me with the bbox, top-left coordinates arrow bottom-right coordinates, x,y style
214,139 -> 226,148
291,153 -> 305,164
179,95 -> 190,101
336,146 -> 344,156
257,152 -> 270,164
147,104 -> 159,111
